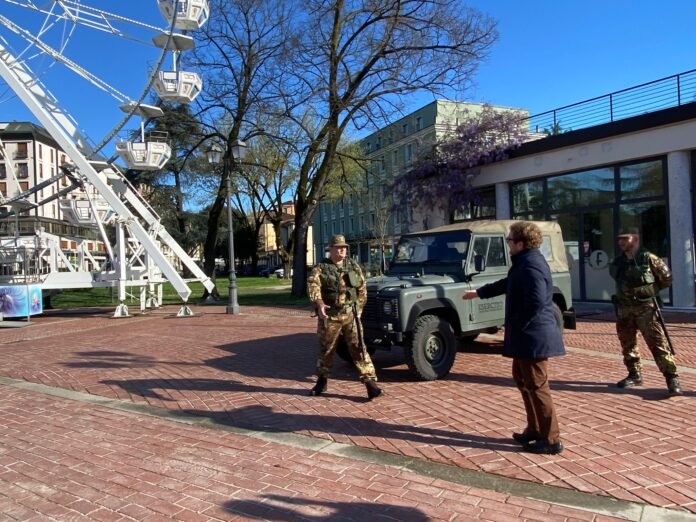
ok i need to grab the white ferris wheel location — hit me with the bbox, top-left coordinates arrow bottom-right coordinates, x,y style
0,0 -> 215,318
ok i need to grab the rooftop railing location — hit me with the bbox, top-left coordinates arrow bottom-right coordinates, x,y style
526,68 -> 696,134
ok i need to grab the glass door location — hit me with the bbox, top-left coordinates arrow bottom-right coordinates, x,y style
554,208 -> 615,301
582,208 -> 615,300
554,213 -> 581,300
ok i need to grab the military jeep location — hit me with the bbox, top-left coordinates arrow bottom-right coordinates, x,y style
355,220 -> 576,381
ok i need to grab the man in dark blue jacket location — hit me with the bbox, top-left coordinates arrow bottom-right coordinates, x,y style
464,221 -> 565,455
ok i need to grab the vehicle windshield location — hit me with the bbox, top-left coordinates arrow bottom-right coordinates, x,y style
392,231 -> 470,265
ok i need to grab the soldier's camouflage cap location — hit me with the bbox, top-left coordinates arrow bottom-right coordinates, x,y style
328,234 -> 349,247
617,227 -> 640,237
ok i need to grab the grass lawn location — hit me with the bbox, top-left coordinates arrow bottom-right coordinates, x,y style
50,276 -> 309,309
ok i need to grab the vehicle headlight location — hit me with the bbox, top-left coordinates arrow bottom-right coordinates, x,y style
382,300 -> 392,316
382,298 -> 398,318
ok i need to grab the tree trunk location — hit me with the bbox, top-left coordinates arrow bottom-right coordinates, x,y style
201,190 -> 225,299
290,203 -> 313,296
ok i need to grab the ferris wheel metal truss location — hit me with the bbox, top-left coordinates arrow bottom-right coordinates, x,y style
0,0 -> 214,318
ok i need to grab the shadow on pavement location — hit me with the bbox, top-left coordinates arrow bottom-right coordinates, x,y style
66,351 -> 200,369
223,494 -> 430,521
189,404 -> 517,452
449,372 -> 676,401
98,379 -> 519,450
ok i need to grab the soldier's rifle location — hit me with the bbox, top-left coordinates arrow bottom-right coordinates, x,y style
631,256 -> 676,356
352,303 -> 369,361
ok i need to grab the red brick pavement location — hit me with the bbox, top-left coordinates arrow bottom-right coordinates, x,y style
1,305 -> 696,517
1,384 -> 638,522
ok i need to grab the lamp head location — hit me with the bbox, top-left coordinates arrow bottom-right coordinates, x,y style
206,142 -> 223,165
231,139 -> 247,161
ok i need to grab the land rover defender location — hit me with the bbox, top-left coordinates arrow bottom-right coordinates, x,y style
355,220 -> 576,381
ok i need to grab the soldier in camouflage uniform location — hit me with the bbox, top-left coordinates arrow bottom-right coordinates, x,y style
609,227 -> 681,395
307,234 -> 384,399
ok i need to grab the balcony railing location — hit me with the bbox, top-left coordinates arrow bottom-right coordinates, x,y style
526,68 -> 696,134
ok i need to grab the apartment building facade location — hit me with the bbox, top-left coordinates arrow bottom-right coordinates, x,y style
312,100 -> 514,273
0,121 -> 105,258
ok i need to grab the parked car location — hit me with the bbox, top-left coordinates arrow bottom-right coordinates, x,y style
274,267 -> 293,278
259,265 -> 281,277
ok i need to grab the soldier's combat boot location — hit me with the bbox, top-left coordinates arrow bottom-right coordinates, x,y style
616,371 -> 642,388
365,379 -> 384,400
666,375 -> 683,396
309,376 -> 328,396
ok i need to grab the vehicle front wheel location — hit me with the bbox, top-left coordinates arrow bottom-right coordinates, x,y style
405,314 -> 457,381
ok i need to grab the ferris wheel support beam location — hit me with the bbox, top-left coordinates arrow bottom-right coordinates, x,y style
0,42 -> 192,302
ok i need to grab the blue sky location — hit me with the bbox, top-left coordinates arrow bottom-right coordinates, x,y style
1,1 -> 695,145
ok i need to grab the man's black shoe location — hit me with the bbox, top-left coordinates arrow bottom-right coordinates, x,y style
616,372 -> 643,388
309,376 -> 328,396
524,440 -> 564,455
365,379 -> 384,400
512,431 -> 541,445
667,376 -> 683,396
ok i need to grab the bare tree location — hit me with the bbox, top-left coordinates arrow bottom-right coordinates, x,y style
190,0 -> 294,290
284,0 -> 498,296
239,130 -> 300,276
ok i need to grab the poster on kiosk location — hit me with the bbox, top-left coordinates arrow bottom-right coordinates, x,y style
0,285 -> 43,317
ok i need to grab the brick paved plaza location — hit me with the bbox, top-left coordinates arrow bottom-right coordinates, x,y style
1,304 -> 696,521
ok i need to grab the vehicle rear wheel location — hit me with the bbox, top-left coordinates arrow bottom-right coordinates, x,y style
335,334 -> 376,362
405,314 -> 457,381
552,303 -> 563,335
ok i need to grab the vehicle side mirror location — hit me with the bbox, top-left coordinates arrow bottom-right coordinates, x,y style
474,254 -> 486,273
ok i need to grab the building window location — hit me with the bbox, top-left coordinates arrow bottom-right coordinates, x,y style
0,164 -> 5,179
416,116 -> 423,131
547,168 -> 615,209
339,199 -> 345,218
348,197 -> 354,215
38,144 -> 42,159
512,180 -> 545,215
349,217 -> 354,232
454,186 -> 496,221
19,181 -> 29,192
0,182 -> 6,194
379,156 -> 385,174
402,123 -> 409,135
619,160 -> 663,200
404,143 -> 412,164
16,142 -> 28,159
16,163 -> 29,179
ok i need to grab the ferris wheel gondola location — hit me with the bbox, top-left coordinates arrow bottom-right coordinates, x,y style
0,0 -> 214,317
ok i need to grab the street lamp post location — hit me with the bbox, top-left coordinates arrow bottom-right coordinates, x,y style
207,139 -> 247,314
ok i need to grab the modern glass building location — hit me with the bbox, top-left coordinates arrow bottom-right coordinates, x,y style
312,71 -> 696,307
